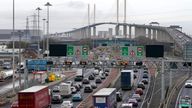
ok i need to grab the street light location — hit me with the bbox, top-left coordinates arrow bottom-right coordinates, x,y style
44,2 -> 52,58
12,0 -> 16,94
17,30 -> 23,89
36,7 -> 42,58
42,18 -> 46,55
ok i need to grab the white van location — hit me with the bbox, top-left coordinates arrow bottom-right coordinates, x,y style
59,83 -> 72,98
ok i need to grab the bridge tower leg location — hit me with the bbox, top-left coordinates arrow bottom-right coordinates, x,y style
123,25 -> 127,38
152,29 -> 157,40
129,26 -> 132,39
135,27 -> 146,38
115,25 -> 120,36
93,27 -> 96,39
148,28 -> 152,39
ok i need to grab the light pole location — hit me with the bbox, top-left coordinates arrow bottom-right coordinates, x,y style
17,30 -> 23,89
44,2 -> 52,58
42,18 -> 46,55
12,0 -> 16,94
36,7 -> 42,58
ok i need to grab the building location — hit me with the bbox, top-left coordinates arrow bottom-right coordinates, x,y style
0,29 -> 42,43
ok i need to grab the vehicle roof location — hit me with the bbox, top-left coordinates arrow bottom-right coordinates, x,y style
93,88 -> 116,96
121,70 -> 133,73
20,86 -> 47,93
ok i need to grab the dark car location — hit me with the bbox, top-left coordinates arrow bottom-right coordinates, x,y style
134,74 -> 137,79
128,98 -> 138,107
143,71 -> 149,74
143,73 -> 149,78
105,72 -> 109,76
144,67 -> 148,70
82,78 -> 90,84
88,74 -> 95,80
84,85 -> 93,93
133,69 -> 138,73
95,77 -> 102,84
74,76 -> 83,81
51,94 -> 63,104
137,82 -> 145,90
142,79 -> 149,84
116,92 -> 122,102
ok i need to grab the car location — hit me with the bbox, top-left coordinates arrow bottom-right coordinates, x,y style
51,94 -> 63,104
94,69 -> 99,75
134,74 -> 137,79
95,77 -> 102,84
91,83 -> 97,89
82,78 -> 90,84
104,68 -> 110,73
66,81 -> 73,86
143,73 -> 149,78
144,67 -> 148,70
137,82 -> 145,90
61,101 -> 73,108
72,93 -> 82,101
88,74 -> 95,80
185,80 -> 192,88
133,69 -> 138,73
121,103 -> 133,108
143,70 -> 149,74
76,82 -> 83,88
73,84 -> 81,91
3,62 -> 12,69
135,88 -> 143,95
132,93 -> 142,102
142,79 -> 149,84
71,87 -> 77,94
128,98 -> 138,107
74,76 -> 83,81
84,85 -> 93,93
116,91 -> 122,102
52,86 -> 60,93
11,101 -> 19,108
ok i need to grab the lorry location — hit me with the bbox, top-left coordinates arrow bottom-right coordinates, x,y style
59,83 -> 72,98
121,69 -> 134,90
11,85 -> 51,108
93,88 -> 117,108
74,68 -> 84,81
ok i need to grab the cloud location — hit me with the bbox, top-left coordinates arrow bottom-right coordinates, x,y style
65,1 -> 86,9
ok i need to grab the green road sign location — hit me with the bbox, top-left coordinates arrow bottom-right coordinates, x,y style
121,46 -> 128,56
136,46 -> 144,57
82,45 -> 89,58
67,45 -> 74,56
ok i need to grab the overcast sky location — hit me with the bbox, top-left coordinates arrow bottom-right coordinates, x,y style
0,0 -> 192,34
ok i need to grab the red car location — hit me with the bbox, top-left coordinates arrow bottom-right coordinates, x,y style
11,101 -> 19,108
135,88 -> 143,95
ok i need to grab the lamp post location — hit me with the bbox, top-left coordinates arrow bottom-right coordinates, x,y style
42,18 -> 46,55
17,30 -> 23,89
36,7 -> 42,58
12,0 -> 15,94
44,2 -> 52,58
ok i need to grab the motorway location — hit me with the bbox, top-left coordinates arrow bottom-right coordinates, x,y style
51,68 -> 112,108
149,62 -> 189,108
175,77 -> 192,108
116,67 -> 151,108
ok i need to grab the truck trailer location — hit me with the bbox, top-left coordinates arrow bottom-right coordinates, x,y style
93,88 -> 117,108
13,85 -> 51,108
121,69 -> 134,90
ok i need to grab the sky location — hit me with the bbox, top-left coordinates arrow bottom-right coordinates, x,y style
0,0 -> 192,35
